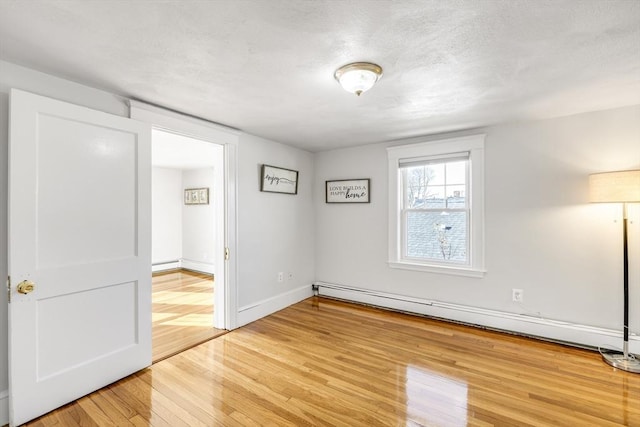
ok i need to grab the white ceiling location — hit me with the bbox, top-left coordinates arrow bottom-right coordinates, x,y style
0,0 -> 638,152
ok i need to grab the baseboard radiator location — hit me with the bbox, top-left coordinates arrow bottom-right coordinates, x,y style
313,281 -> 640,353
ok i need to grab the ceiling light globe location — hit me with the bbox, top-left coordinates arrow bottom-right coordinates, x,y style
334,62 -> 383,96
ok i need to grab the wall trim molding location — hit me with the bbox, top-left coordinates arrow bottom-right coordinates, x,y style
181,259 -> 215,275
237,285 -> 313,327
151,260 -> 181,273
128,99 -> 240,143
152,259 -> 215,274
315,281 -> 640,353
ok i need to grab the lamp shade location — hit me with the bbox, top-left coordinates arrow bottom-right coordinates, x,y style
589,170 -> 640,203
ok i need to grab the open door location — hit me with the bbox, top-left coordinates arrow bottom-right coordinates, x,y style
8,89 -> 151,426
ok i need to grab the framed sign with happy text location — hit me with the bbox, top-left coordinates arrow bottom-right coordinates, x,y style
326,179 -> 370,203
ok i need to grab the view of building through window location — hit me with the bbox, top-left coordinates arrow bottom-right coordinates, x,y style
402,159 -> 469,263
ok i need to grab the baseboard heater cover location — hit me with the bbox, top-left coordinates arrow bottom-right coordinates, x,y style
314,281 -> 640,353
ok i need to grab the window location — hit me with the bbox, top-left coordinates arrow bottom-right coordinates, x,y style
387,135 -> 485,277
402,154 -> 469,263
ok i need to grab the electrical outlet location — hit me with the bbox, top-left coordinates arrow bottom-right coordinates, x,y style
287,272 -> 293,281
512,288 -> 524,303
277,272 -> 284,283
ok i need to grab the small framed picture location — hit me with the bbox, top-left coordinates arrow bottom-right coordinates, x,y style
198,188 -> 209,204
184,188 -> 209,205
184,190 -> 194,205
326,179 -> 370,203
261,164 -> 299,195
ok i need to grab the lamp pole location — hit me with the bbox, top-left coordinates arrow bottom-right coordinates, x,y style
622,202 -> 629,360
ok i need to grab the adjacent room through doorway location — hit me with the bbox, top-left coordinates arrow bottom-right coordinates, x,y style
151,129 -> 226,361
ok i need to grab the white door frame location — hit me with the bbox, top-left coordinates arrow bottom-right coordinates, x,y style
129,100 -> 239,330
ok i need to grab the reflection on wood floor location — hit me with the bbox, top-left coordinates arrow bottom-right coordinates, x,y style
26,297 -> 640,426
152,269 -> 226,362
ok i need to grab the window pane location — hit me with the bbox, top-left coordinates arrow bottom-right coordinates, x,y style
428,163 -> 445,185
445,161 -> 466,185
446,185 -> 466,208
405,165 -> 441,208
424,187 -> 445,209
406,211 -> 467,263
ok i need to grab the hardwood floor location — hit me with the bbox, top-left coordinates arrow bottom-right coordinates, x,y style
27,297 -> 639,426
152,270 -> 226,362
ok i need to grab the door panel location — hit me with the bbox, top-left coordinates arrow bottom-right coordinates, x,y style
37,281 -> 138,379
8,89 -> 151,426
36,113 -> 138,268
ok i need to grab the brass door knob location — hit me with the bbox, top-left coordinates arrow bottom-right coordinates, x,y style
17,280 -> 35,294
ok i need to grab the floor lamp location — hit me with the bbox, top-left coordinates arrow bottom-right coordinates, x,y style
589,169 -> 640,373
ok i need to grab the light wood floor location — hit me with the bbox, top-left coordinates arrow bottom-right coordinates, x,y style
27,297 -> 639,426
152,270 -> 226,362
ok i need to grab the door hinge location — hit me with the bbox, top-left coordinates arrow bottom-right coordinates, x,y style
7,276 -> 11,304
224,247 -> 230,261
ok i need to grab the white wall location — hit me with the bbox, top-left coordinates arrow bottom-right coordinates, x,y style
315,105 -> 640,348
182,168 -> 216,272
152,167 -> 183,264
237,133 -> 315,324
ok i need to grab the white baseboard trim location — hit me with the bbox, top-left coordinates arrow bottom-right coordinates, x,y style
237,285 -> 313,327
151,260 -> 181,273
315,281 -> 640,353
181,259 -> 215,275
151,259 -> 215,275
0,389 -> 8,426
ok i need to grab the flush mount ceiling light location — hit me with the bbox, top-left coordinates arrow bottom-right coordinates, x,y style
334,62 -> 383,96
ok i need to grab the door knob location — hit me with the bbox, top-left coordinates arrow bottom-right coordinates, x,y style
17,280 -> 35,294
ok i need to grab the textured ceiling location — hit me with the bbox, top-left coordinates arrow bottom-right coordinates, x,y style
0,0 -> 639,152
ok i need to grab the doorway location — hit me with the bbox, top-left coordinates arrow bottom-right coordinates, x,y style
151,129 -> 226,361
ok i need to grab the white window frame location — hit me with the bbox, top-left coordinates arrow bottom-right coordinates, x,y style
387,134 -> 486,277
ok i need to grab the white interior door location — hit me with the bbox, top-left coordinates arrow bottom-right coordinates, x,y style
8,89 -> 151,426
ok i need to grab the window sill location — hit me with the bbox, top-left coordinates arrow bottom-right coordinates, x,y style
388,261 -> 486,278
